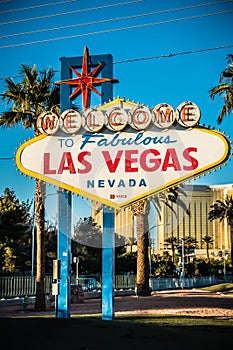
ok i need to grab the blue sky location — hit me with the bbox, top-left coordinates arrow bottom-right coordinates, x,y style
0,0 -> 233,222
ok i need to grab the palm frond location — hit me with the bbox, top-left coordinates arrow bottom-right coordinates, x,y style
149,185 -> 190,221
209,84 -> 231,99
150,197 -> 162,220
226,54 -> 233,64
218,103 -> 232,124
208,195 -> 233,224
1,64 -> 60,131
0,111 -> 24,127
209,53 -> 233,123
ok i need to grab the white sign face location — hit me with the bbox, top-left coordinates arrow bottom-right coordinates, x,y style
16,125 -> 230,209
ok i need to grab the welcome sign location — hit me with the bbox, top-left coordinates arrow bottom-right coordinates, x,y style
16,98 -> 230,209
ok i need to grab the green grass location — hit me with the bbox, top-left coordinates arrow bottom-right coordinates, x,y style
198,282 -> 233,294
1,315 -> 233,350
117,314 -> 233,327
71,313 -> 233,327
10,313 -> 233,327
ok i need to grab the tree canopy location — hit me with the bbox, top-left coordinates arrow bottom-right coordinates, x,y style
0,188 -> 32,273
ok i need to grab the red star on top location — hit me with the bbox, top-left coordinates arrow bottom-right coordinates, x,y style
55,46 -> 119,109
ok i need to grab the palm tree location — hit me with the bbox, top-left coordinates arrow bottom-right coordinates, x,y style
209,53 -> 233,124
0,64 -> 60,310
208,196 -> 233,275
132,199 -> 150,296
180,236 -> 198,264
131,186 -> 190,296
164,236 -> 179,264
202,235 -> 214,262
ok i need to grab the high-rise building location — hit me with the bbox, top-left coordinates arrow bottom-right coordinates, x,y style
92,184 -> 232,257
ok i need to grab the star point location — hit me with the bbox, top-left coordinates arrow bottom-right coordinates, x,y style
55,46 -> 119,109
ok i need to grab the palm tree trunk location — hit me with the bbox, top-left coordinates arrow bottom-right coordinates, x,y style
230,224 -> 233,282
136,212 -> 151,296
171,242 -> 175,264
206,244 -> 210,262
34,179 -> 46,310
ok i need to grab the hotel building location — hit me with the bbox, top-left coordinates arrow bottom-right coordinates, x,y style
92,184 -> 232,256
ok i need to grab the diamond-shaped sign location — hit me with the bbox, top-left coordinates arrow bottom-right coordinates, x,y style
16,100 -> 230,209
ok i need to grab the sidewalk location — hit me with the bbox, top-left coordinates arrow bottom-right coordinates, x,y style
1,289 -> 233,318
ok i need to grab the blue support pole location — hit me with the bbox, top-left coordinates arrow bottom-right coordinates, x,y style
99,53 -> 116,320
102,207 -> 115,320
56,57 -> 72,318
57,190 -> 71,318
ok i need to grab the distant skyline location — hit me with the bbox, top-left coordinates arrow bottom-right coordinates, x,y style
0,0 -> 233,223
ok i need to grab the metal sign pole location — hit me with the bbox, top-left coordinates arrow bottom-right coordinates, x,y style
57,189 -> 71,318
57,57 -> 73,318
102,207 -> 115,320
98,54 -> 115,320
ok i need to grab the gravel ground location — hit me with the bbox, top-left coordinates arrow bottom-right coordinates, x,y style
1,289 -> 233,318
